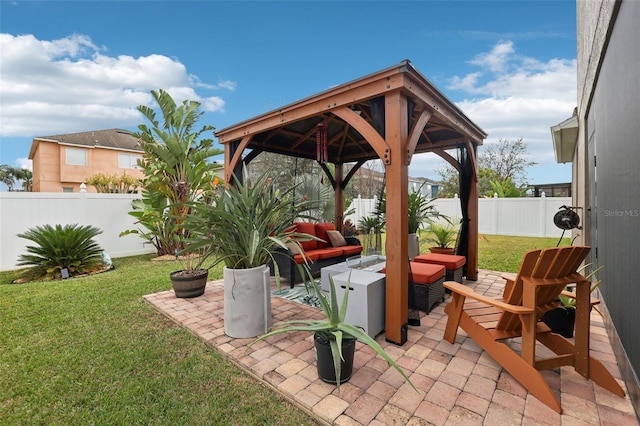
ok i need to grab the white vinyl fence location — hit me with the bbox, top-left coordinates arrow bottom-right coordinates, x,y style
0,192 -> 154,271
0,192 -> 572,271
346,196 -> 573,239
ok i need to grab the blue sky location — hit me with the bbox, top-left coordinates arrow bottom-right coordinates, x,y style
1,0 -> 577,185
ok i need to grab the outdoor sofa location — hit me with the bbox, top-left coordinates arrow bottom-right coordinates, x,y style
273,222 -> 362,287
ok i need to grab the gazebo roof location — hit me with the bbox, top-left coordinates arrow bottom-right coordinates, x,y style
216,60 -> 486,165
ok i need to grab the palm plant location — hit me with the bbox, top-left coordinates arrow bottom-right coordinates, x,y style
16,224 -> 106,281
121,89 -> 223,257
424,219 -> 458,249
376,184 -> 447,233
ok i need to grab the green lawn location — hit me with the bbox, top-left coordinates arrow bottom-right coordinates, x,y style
0,256 -> 317,425
0,234 -> 566,424
477,234 -> 570,273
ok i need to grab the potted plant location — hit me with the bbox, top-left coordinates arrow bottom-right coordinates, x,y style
376,183 -> 447,259
424,219 -> 458,255
541,263 -> 603,338
182,166 -> 315,338
251,274 -> 416,389
169,239 -> 217,298
120,89 -> 223,257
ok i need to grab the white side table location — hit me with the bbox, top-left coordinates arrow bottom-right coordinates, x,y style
332,269 -> 386,339
320,263 -> 351,292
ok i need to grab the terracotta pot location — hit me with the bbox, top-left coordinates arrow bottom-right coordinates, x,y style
429,247 -> 455,255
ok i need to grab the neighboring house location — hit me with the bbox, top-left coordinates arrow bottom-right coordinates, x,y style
28,129 -> 144,192
553,0 -> 639,414
531,182 -> 572,197
352,167 -> 441,198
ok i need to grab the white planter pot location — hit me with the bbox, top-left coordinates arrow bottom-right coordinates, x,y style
223,264 -> 272,338
408,233 -> 420,260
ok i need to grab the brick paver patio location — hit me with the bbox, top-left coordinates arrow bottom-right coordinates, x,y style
144,270 -> 638,425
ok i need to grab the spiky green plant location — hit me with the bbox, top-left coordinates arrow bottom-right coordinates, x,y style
181,166 -> 318,286
16,224 -> 105,281
251,275 -> 416,390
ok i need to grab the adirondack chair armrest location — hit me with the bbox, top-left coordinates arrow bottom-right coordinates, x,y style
560,289 -> 601,306
444,281 -> 535,315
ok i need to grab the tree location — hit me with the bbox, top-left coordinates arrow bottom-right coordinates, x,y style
436,138 -> 536,198
121,89 -> 223,256
480,138 -> 536,188
0,165 -> 32,191
0,165 -> 15,190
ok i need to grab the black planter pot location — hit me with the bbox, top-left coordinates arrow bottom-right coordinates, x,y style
170,269 -> 208,298
541,307 -> 576,338
314,333 -> 356,384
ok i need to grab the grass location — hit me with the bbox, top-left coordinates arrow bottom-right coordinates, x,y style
477,234 -> 570,273
0,234 -> 567,424
0,255 -> 318,425
362,232 -> 570,273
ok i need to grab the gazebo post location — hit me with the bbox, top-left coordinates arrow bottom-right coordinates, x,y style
334,163 -> 344,231
384,91 -> 409,345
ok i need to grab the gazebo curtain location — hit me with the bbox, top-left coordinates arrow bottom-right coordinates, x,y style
456,145 -> 472,275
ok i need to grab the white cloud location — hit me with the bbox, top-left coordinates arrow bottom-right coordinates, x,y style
410,41 -> 576,184
16,158 -> 32,171
0,33 -> 235,137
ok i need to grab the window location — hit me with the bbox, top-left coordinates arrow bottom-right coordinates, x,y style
62,187 -> 74,193
118,153 -> 142,169
66,148 -> 87,166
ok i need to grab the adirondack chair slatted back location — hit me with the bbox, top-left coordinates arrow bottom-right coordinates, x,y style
497,246 -> 590,331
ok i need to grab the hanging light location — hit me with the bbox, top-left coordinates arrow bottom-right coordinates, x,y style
316,122 -> 328,163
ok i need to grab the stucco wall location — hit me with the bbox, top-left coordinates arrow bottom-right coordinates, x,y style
32,141 -> 143,192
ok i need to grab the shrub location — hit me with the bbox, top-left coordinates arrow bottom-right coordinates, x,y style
16,224 -> 106,281
87,172 -> 139,193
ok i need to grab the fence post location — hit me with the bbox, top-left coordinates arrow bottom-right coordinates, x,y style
539,192 -> 547,237
492,193 -> 499,235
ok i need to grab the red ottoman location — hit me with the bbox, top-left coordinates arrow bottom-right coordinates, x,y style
408,262 -> 446,314
413,253 -> 466,284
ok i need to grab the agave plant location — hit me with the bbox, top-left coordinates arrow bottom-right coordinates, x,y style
181,166 -> 316,279
16,224 -> 106,281
251,276 -> 416,390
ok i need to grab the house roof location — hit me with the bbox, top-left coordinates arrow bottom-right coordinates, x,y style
29,128 -> 143,159
551,114 -> 578,164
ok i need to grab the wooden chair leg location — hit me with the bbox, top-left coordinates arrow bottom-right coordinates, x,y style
458,314 -> 562,413
443,292 -> 465,343
537,333 -> 625,397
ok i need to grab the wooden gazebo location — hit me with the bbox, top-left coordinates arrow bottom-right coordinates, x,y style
216,60 -> 486,345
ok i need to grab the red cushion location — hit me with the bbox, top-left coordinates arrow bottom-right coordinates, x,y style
413,253 -> 466,270
313,247 -> 345,260
341,245 -> 363,256
294,222 -> 318,251
292,252 -> 320,264
409,262 -> 445,284
314,223 -> 335,249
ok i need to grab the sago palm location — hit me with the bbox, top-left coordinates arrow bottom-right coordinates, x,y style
17,224 -> 105,281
